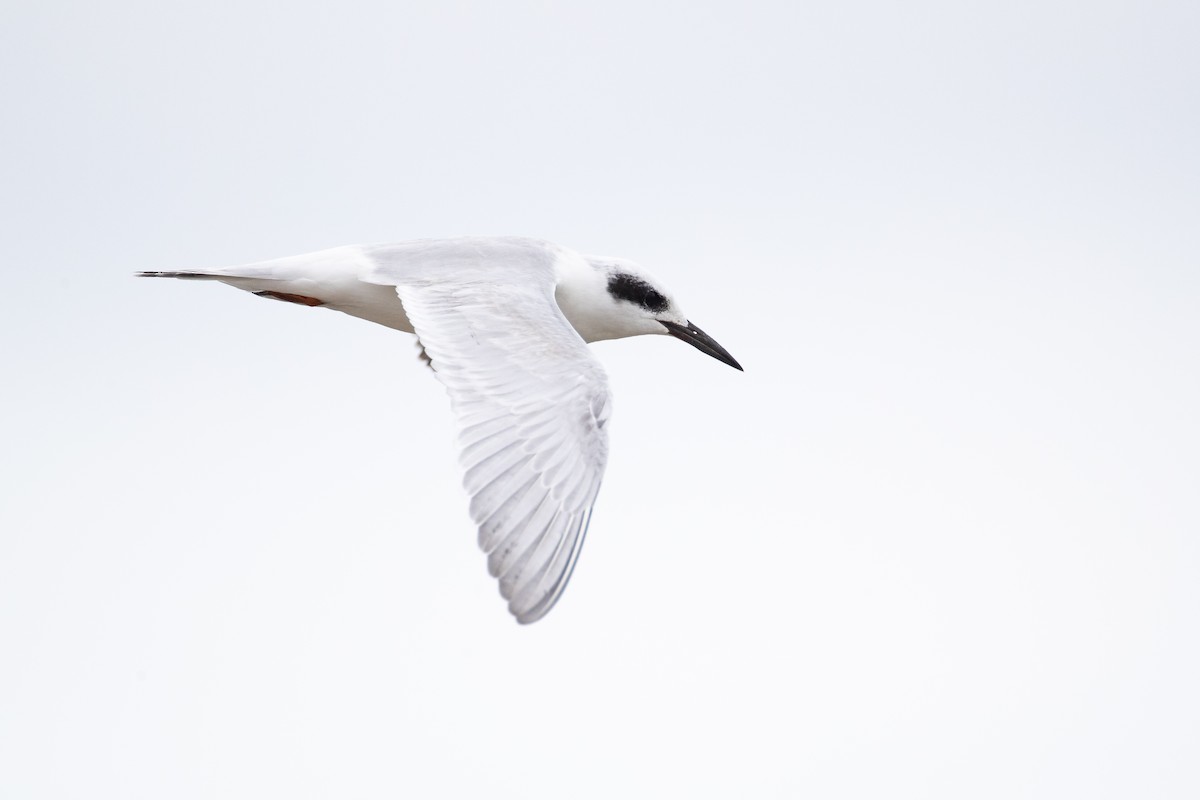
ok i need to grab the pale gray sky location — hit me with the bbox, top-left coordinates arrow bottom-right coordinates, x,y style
2,1 -> 1198,798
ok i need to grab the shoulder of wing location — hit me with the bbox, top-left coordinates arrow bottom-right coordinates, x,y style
358,236 -> 568,287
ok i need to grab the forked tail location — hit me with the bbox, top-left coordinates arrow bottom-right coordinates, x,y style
135,271 -> 224,279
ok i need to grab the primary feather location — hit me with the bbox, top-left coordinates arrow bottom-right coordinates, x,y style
374,241 -> 611,623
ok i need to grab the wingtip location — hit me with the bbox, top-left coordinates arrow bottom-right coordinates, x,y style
511,602 -> 553,625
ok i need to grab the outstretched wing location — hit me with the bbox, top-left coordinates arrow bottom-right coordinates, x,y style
370,240 -> 611,623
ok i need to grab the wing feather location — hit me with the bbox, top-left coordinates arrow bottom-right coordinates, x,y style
371,238 -> 609,623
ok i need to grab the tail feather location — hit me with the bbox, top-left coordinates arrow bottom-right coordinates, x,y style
136,271 -> 224,280
136,245 -> 369,284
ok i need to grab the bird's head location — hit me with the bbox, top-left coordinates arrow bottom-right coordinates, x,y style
556,254 -> 742,371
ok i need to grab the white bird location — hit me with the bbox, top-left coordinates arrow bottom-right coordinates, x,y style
139,236 -> 741,623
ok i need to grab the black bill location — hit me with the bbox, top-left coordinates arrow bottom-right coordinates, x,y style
659,320 -> 743,371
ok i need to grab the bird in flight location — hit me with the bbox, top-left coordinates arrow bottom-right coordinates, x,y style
139,236 -> 741,623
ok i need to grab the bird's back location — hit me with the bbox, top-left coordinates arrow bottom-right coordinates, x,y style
141,236 -> 567,333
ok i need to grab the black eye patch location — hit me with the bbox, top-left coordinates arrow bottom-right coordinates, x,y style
607,273 -> 669,313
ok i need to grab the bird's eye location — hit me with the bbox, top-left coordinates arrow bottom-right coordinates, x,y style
607,273 -> 669,313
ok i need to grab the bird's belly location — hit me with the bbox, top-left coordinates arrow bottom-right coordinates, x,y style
223,276 -> 414,333
323,283 -> 414,333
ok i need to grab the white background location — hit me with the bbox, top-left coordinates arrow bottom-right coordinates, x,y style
2,1 -> 1197,797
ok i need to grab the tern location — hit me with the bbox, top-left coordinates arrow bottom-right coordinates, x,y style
139,236 -> 741,623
